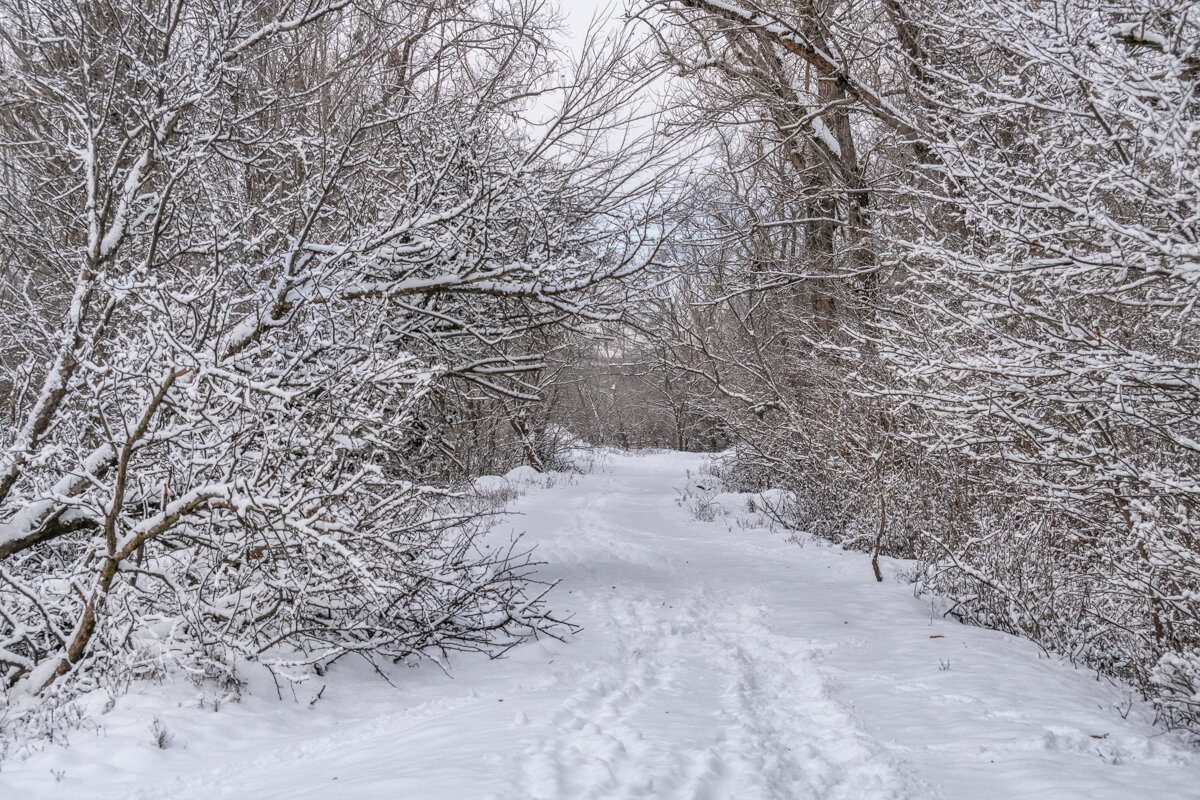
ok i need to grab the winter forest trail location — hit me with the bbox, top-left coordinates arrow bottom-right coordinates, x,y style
4,451 -> 1200,799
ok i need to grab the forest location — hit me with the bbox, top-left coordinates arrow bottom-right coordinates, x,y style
0,0 -> 1198,786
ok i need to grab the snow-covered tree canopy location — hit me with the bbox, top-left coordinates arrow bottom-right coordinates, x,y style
628,0 -> 1200,733
0,0 -> 679,728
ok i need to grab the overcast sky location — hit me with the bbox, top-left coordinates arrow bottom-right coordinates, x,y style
560,0 -> 623,53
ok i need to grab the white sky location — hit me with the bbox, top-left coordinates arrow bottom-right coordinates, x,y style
559,0 -> 624,55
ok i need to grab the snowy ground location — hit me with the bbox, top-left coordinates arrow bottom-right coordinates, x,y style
3,450 -> 1199,799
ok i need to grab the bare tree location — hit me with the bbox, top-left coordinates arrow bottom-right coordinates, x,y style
638,0 -> 1200,732
0,0 -> 678,744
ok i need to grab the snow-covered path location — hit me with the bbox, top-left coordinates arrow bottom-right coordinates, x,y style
4,451 -> 1199,799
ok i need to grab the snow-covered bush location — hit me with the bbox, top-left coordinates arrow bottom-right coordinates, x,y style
0,0 -> 674,749
645,0 -> 1200,733
880,0 -> 1200,731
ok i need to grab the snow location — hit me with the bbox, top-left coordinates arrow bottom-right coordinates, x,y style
0,443 -> 114,552
473,465 -> 546,499
472,474 -> 514,495
504,465 -> 544,485
811,117 -> 842,158
3,450 -> 1199,799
